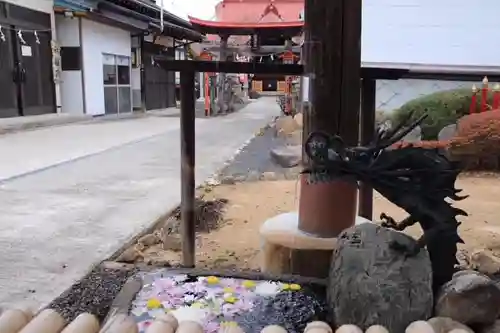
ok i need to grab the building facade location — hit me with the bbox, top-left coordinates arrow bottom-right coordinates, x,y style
0,0 -> 58,118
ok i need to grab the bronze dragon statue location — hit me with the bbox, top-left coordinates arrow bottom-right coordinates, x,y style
301,112 -> 468,292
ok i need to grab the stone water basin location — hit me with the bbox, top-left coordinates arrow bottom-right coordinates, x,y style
129,270 -> 327,333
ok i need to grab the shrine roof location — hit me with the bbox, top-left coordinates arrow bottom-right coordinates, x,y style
188,16 -> 302,35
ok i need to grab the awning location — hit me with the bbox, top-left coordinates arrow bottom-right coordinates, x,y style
54,0 -> 98,12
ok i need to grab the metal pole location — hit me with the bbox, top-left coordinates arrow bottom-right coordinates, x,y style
140,35 -> 146,112
160,0 -> 164,32
359,78 -> 376,220
180,70 -> 196,267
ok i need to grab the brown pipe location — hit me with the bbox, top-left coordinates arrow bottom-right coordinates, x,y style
304,322 -> 332,333
298,175 -> 357,237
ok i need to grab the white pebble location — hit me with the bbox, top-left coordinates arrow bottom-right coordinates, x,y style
335,324 -> 363,333
261,325 -> 288,333
406,321 -> 435,333
305,322 -> 333,333
365,325 -> 389,333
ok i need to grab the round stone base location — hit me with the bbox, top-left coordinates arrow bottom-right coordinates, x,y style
259,211 -> 372,275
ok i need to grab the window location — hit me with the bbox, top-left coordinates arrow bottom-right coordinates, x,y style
60,47 -> 81,71
102,54 -> 131,114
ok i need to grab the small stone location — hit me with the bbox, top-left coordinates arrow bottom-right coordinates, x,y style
261,325 -> 288,333
480,319 -> 500,333
366,325 -> 389,333
335,325 -> 362,333
233,175 -> 247,183
270,145 -> 302,168
405,321 -> 435,333
469,249 -> 500,275
435,270 -> 500,326
260,172 -> 277,181
246,171 -> 261,182
427,317 -> 474,333
220,176 -> 236,185
285,130 -> 303,146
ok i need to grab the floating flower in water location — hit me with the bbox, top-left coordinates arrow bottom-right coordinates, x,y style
223,287 -> 235,293
206,276 -> 220,285
183,294 -> 196,303
281,283 -> 291,291
242,280 -> 256,289
170,306 -> 208,324
146,298 -> 162,309
290,283 -> 301,291
173,274 -> 188,283
255,281 -> 281,297
191,301 -> 205,309
224,295 -> 238,304
221,321 -> 239,327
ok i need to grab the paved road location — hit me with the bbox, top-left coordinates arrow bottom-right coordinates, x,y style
0,98 -> 279,308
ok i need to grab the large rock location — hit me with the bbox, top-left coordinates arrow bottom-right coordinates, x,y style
438,124 -> 458,141
270,145 -> 302,168
435,270 -> 500,326
427,317 -> 474,333
328,223 -> 433,332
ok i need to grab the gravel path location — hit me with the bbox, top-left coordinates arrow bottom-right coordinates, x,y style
48,266 -> 136,323
217,126 -> 301,182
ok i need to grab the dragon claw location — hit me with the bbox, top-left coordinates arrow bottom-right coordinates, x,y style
380,212 -> 398,229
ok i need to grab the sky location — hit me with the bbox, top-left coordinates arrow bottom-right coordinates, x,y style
157,0 -> 221,20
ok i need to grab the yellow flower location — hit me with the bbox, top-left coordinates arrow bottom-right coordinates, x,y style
290,283 -> 301,291
223,287 -> 234,293
281,283 -> 291,291
224,296 -> 238,304
221,321 -> 238,327
206,276 -> 220,285
147,298 -> 162,309
191,302 -> 204,309
242,280 -> 256,289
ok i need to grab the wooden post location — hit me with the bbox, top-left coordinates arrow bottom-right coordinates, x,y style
180,70 -> 196,268
294,0 -> 362,277
358,79 -> 376,220
217,35 -> 228,114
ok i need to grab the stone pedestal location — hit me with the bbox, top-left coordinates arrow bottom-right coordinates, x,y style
259,211 -> 371,277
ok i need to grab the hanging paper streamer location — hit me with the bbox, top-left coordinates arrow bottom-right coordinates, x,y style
17,30 -> 26,44
0,26 -> 5,42
34,31 -> 40,44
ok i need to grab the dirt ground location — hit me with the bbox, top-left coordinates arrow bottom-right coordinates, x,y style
141,174 -> 500,271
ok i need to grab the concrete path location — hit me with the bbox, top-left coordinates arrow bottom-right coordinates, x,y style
0,97 -> 279,308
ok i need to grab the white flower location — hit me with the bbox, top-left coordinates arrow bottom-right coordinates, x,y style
184,294 -> 196,303
254,281 -> 281,297
173,274 -> 188,283
170,306 -> 208,324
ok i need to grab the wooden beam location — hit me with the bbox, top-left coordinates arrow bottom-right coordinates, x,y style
358,78 -> 377,220
160,60 -> 407,78
180,70 -> 196,268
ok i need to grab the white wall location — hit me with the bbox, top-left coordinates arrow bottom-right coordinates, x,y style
56,16 -> 84,115
80,19 -> 131,116
363,0 -> 499,67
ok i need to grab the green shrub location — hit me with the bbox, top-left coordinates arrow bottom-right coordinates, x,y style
392,88 -> 494,140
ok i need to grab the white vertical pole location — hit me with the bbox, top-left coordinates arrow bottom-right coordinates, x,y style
160,0 -> 164,32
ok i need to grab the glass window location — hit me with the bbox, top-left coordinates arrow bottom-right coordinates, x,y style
118,87 -> 131,113
103,64 -> 116,85
117,65 -> 130,85
104,86 -> 118,114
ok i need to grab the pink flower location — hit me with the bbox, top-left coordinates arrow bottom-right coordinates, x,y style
204,321 -> 220,333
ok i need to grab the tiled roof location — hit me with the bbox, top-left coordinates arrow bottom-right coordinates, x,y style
215,0 -> 303,24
